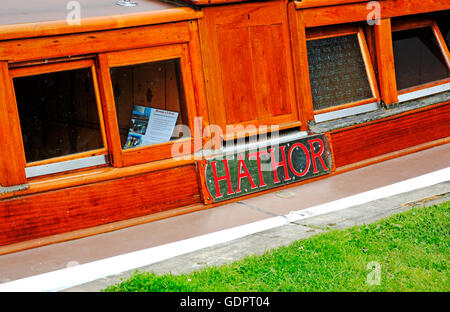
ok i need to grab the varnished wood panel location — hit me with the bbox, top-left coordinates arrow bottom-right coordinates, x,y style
301,0 -> 450,28
0,62 -> 27,186
199,0 -> 300,134
250,24 -> 291,118
0,165 -> 201,246
0,22 -> 190,63
217,27 -> 257,125
0,7 -> 200,41
374,18 -> 398,105
331,103 -> 450,167
288,4 -> 314,129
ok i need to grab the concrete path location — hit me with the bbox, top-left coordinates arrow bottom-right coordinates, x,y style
64,181 -> 449,292
0,143 -> 448,292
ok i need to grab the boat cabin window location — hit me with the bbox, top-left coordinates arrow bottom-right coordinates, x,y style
393,28 -> 449,90
391,15 -> 450,102
110,59 -> 187,150
11,60 -> 108,178
100,44 -> 196,167
306,25 -> 379,123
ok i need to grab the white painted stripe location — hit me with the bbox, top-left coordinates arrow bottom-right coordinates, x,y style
25,155 -> 108,178
398,82 -> 450,103
0,167 -> 448,292
314,102 -> 379,123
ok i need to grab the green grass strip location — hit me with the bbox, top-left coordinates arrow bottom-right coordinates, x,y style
104,201 -> 449,292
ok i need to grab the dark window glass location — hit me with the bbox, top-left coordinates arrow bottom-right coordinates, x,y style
307,34 -> 373,111
392,27 -> 449,90
13,68 -> 104,163
110,59 -> 187,150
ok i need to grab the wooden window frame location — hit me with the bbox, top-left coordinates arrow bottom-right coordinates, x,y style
199,0 -> 302,140
9,59 -> 109,179
391,16 -> 450,102
98,44 -> 198,168
305,24 -> 380,118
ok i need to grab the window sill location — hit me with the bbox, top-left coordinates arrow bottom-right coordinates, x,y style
0,157 -> 196,200
0,183 -> 29,196
309,90 -> 450,133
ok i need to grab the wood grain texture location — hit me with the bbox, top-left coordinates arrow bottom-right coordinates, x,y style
179,0 -> 249,5
97,54 -> 124,167
2,135 -> 448,255
295,0 -> 371,9
0,62 -> 27,186
199,0 -> 300,135
0,7 -> 201,41
432,22 -> 450,70
331,103 -> 450,167
357,27 -> 380,101
187,20 -> 210,139
301,0 -> 450,27
374,18 -> 398,106
0,165 -> 201,247
0,22 -> 190,63
288,4 -> 314,129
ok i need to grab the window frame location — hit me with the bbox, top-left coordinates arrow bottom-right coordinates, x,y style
305,24 -> 380,123
390,16 -> 450,103
9,58 -> 110,179
98,44 -> 198,168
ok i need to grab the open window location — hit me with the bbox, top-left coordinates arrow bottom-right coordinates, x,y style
391,14 -> 450,103
99,44 -> 197,167
305,24 -> 380,123
10,59 -> 109,179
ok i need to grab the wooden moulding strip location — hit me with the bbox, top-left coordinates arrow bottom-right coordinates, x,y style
222,121 -> 302,141
397,78 -> 450,97
0,22 -> 191,63
390,17 -> 434,32
329,100 -> 450,134
0,62 -> 27,187
0,8 -> 203,41
432,22 -> 450,70
299,0 -> 450,28
1,135 -> 448,256
0,202 -> 210,256
0,158 -> 196,201
288,3 -> 314,127
305,24 -> 359,40
295,0 -> 372,9
374,18 -> 398,106
180,0 -> 250,5
313,98 -> 377,115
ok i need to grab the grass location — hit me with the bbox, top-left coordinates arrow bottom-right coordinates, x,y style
104,201 -> 449,292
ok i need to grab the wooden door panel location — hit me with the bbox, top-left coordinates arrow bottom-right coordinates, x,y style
217,27 -> 257,124
201,1 -> 299,133
214,1 -> 282,29
250,24 -> 291,119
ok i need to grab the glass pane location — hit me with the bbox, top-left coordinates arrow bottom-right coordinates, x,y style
13,67 -> 104,163
393,27 -> 450,90
307,34 -> 373,111
110,59 -> 187,150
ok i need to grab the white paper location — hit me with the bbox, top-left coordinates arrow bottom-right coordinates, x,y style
124,106 -> 178,149
142,108 -> 179,145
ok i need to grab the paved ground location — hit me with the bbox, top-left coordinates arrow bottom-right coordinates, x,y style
64,181 -> 449,292
0,143 -> 448,292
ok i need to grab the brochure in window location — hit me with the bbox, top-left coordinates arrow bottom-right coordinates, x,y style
124,105 -> 179,149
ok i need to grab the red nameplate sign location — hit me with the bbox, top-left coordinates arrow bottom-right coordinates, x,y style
198,133 -> 334,204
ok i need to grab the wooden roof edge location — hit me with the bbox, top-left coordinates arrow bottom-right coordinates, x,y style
176,0 -> 251,6
0,6 -> 202,42
294,0 -> 373,9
